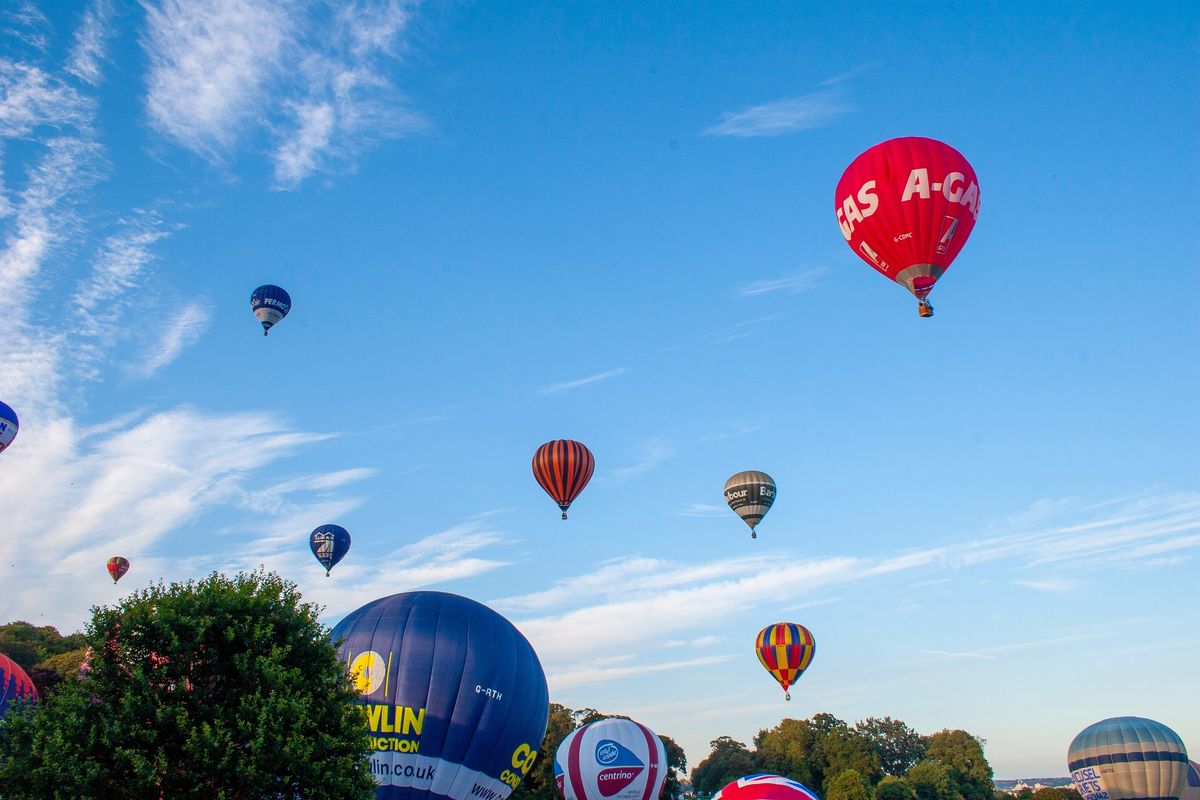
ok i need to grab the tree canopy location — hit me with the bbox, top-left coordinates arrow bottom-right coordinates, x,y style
690,714 -> 995,800
0,570 -> 376,799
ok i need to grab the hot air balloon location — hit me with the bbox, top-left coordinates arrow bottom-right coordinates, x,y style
0,651 -> 38,719
713,774 -> 821,800
310,524 -> 351,577
835,136 -> 981,317
330,591 -> 549,800
1069,717 -> 1189,800
724,471 -> 775,539
1181,761 -> 1200,800
755,623 -> 815,701
532,439 -> 594,520
106,556 -> 130,584
250,284 -> 291,335
0,401 -> 18,454
555,717 -> 668,800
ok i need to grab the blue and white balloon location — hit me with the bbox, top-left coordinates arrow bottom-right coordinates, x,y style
309,524 -> 351,576
250,284 -> 291,336
331,592 -> 549,800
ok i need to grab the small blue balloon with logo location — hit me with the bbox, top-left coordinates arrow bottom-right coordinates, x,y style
309,524 -> 351,576
250,284 -> 291,336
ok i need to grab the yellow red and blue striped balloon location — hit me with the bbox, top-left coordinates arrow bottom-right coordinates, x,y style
755,622 -> 815,700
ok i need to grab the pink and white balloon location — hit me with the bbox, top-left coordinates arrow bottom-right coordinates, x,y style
555,718 -> 667,800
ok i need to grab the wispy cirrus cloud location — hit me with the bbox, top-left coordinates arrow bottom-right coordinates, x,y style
537,367 -> 628,396
140,0 -> 428,188
502,492 -> 1200,691
608,435 -> 676,482
66,0 -> 113,85
674,502 -> 727,518
135,300 -> 212,376
735,266 -> 828,297
704,90 -> 851,138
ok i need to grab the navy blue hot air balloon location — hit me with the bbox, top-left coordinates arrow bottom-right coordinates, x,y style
309,524 -> 351,577
250,284 -> 291,336
330,592 -> 549,800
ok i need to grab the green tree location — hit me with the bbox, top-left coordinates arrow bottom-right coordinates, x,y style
0,622 -> 87,695
1032,789 -> 1081,800
0,571 -> 376,799
877,775 -> 918,800
826,769 -> 872,800
820,728 -> 882,787
1015,789 -> 1034,800
905,760 -> 956,800
925,730 -> 993,800
659,734 -> 689,800
754,718 -> 823,789
855,717 -> 928,777
691,737 -> 758,797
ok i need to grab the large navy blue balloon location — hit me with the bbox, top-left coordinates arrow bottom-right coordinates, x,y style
331,592 -> 549,800
310,524 -> 351,576
250,284 -> 291,336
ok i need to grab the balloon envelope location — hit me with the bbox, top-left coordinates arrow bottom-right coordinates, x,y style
713,775 -> 821,800
532,439 -> 595,519
724,471 -> 775,537
0,400 -> 18,454
755,623 -> 815,699
1181,761 -> 1200,800
309,524 -> 351,576
835,136 -> 980,306
554,718 -> 667,800
1069,717 -> 1189,800
0,652 -> 38,719
331,591 -> 549,800
106,556 -> 129,584
250,284 -> 291,335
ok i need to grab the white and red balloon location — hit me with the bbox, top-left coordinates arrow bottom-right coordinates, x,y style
555,718 -> 667,800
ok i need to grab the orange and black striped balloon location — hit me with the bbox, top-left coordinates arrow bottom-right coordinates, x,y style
755,622 -> 815,700
532,439 -> 595,519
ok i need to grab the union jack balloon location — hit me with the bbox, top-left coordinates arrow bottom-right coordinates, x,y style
713,774 -> 821,800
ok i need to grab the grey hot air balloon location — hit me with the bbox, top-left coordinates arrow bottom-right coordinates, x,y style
724,470 -> 776,539
1068,717 -> 1189,800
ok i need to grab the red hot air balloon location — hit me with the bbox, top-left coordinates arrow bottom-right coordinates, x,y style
107,556 -> 129,584
532,439 -> 594,520
835,136 -> 981,317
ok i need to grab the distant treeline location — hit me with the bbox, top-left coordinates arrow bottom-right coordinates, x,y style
0,621 -> 87,696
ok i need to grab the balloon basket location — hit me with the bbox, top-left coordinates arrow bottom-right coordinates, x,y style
561,512 -> 568,520
917,301 -> 934,318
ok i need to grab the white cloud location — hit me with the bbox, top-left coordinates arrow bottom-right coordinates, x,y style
735,267 -> 828,297
66,0 -> 113,85
704,90 -> 851,138
141,0 -> 294,159
538,367 -> 628,396
139,0 -> 428,187
674,503 -> 728,518
135,300 -> 212,376
550,655 -> 734,691
608,436 -> 676,482
504,493 -> 1200,690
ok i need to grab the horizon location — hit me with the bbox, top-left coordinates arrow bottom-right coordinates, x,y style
1,0 -> 1197,780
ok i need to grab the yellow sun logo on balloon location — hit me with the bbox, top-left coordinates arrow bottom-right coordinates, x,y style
349,650 -> 386,695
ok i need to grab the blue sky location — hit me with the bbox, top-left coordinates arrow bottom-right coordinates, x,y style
1,0 -> 1198,780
